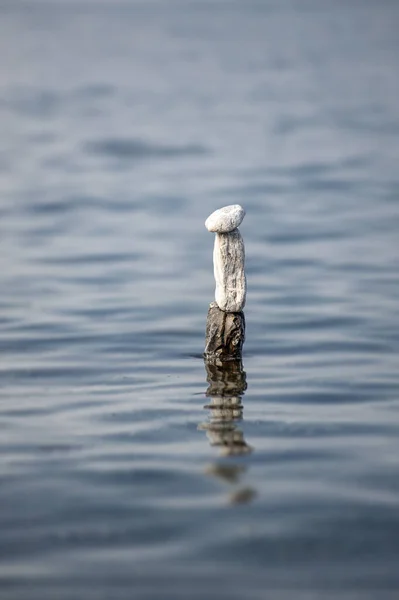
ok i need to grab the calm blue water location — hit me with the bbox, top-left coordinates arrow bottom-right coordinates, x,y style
1,1 -> 399,598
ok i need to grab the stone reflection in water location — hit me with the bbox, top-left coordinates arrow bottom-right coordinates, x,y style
200,359 -> 251,456
199,359 -> 255,504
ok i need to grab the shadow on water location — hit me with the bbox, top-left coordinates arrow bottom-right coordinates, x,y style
199,359 -> 256,505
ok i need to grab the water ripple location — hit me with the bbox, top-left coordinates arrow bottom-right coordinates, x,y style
1,0 -> 399,598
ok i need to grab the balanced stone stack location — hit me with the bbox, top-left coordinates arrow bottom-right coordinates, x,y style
204,204 -> 246,361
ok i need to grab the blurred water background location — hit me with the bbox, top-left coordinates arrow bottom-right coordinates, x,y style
1,1 -> 399,598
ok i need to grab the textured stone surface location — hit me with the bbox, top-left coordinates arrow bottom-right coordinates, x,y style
204,302 -> 245,361
213,230 -> 246,312
205,204 -> 245,233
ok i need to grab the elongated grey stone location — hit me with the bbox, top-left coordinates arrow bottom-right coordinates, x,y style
205,204 -> 245,233
213,229 -> 246,312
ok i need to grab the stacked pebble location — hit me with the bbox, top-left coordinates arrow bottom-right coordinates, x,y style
205,204 -> 246,312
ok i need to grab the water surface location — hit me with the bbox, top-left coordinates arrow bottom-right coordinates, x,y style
1,1 -> 399,598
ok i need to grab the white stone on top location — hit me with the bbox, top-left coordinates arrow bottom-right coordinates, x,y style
205,204 -> 245,233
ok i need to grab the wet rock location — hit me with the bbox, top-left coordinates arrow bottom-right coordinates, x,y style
204,302 -> 245,361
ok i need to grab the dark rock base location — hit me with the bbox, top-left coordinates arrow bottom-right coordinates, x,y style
204,302 -> 245,362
